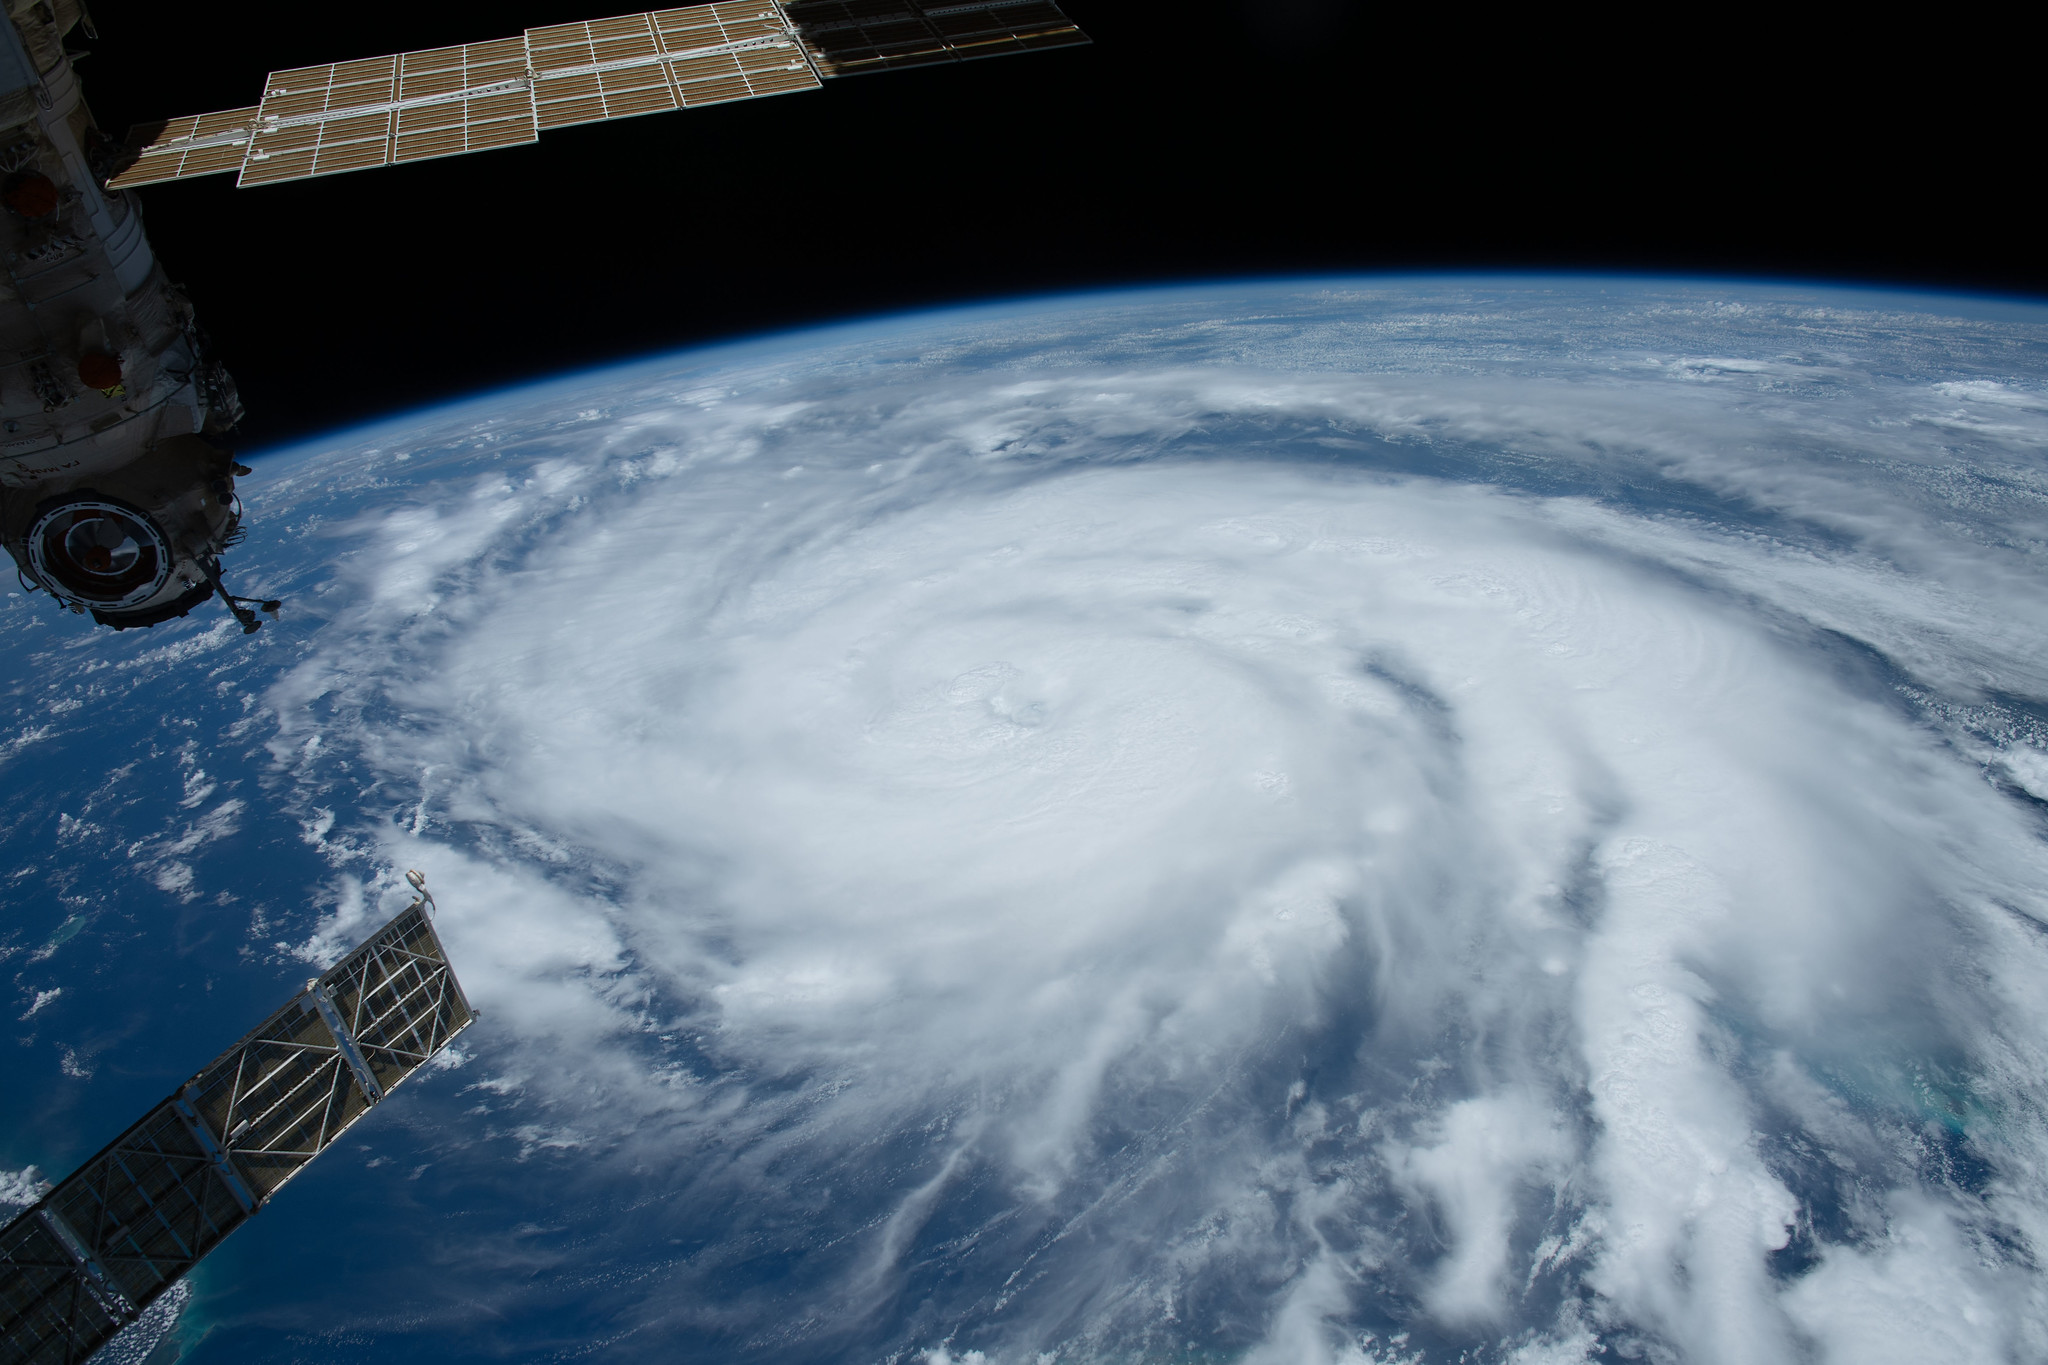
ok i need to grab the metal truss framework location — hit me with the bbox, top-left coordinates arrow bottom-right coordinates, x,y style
104,0 -> 1087,189
0,891 -> 473,1365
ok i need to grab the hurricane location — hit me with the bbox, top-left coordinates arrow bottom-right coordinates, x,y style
8,279 -> 2048,1363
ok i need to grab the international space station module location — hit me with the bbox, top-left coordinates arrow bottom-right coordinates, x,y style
0,1 -> 255,633
0,0 -> 1086,634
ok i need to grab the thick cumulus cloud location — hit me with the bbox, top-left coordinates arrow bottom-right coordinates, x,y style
263,284 -> 2048,1363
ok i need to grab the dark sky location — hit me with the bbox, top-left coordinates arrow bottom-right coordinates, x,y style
80,0 -> 2035,449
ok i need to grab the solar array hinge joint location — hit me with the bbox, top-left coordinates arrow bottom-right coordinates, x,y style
33,1204 -> 137,1326
172,1088 -> 260,1215
307,982 -> 385,1103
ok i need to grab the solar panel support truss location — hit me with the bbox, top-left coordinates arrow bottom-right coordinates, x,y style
0,890 -> 474,1365
104,0 -> 1087,190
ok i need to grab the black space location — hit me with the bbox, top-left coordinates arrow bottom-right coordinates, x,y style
75,0 -> 2038,449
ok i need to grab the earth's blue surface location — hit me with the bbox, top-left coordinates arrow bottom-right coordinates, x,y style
6,278 -> 2048,1365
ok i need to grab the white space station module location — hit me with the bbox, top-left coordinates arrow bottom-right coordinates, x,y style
0,0 -> 1087,635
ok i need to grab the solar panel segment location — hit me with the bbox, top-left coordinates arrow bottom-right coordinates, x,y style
526,5 -> 817,130
236,38 -> 542,185
783,0 -> 1087,75
0,901 -> 472,1365
526,13 -> 685,129
99,0 -> 1083,192
661,2 -> 820,109
240,55 -> 401,185
392,39 -> 539,166
104,108 -> 261,189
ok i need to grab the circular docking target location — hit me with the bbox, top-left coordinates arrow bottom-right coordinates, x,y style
25,497 -> 174,608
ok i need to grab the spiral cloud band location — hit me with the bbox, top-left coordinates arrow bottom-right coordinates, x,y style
252,281 -> 2048,1363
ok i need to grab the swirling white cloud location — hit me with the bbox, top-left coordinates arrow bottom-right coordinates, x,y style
260,285 -> 2048,1364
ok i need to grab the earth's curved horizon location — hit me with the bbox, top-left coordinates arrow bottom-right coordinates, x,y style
4,275 -> 2048,1365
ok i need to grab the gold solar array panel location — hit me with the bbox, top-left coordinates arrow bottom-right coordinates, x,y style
656,3 -> 820,109
105,107 -> 262,189
99,0 -> 1086,194
525,4 -> 817,132
392,38 -> 539,165
240,54 -> 402,186
526,12 -> 683,129
238,40 -> 540,186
